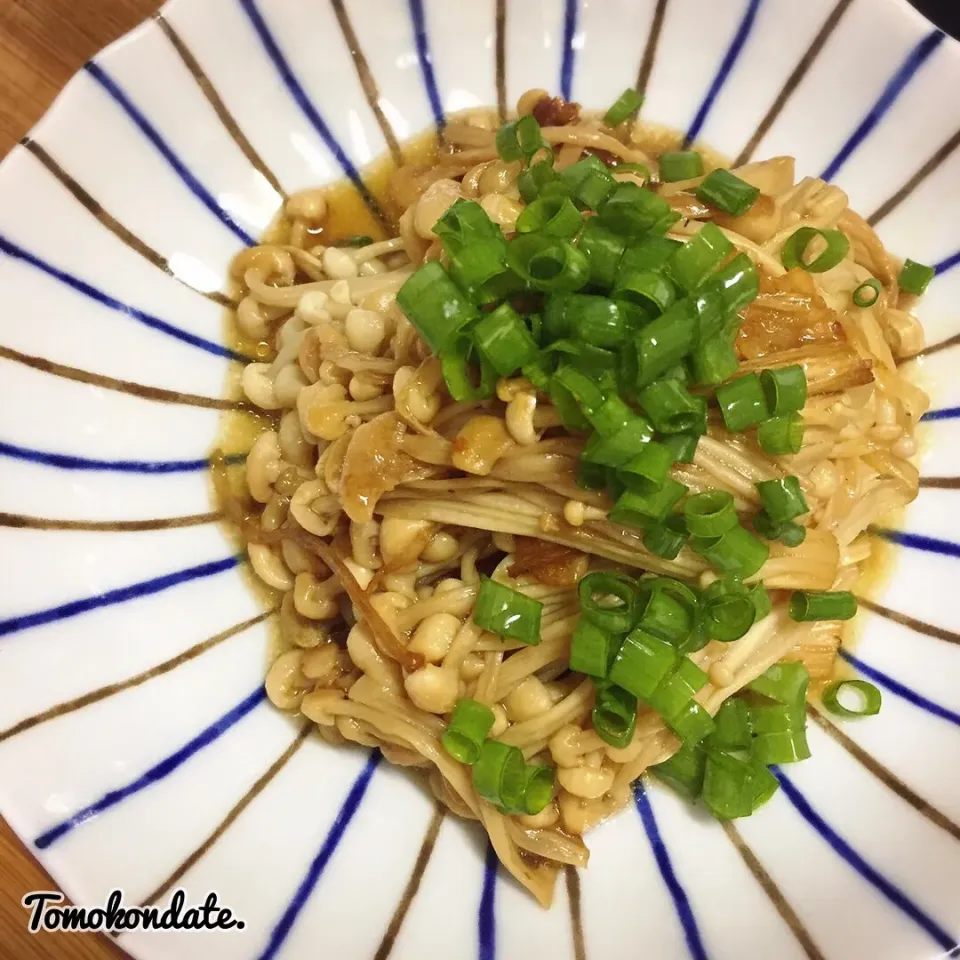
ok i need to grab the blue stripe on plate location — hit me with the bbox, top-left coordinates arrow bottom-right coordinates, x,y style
0,555 -> 240,640
478,842 -> 497,960
237,0 -> 367,191
34,686 -> 266,850
407,0 -> 445,128
0,234 -> 243,361
921,406 -> 960,421
935,250 -> 960,275
0,440 -> 212,474
874,528 -> 960,560
634,781 -> 710,960
685,0 -> 762,144
821,30 -> 945,182
839,649 -> 960,728
559,0 -> 579,102
84,62 -> 256,247
255,751 -> 381,960
773,768 -> 959,953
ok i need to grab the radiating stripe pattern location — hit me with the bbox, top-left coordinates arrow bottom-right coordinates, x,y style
0,0 -> 958,958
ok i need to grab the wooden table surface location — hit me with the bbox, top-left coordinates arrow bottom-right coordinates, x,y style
0,2 -> 159,955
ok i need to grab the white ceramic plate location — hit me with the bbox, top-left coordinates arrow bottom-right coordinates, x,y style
0,1 -> 958,957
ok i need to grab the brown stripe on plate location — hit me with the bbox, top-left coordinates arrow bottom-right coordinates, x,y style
135,722 -> 312,911
635,0 -> 670,97
733,0 -> 855,167
721,821 -> 826,960
495,0 -> 507,122
0,343 -> 249,409
565,865 -> 587,960
155,13 -> 288,203
807,707 -> 960,842
918,476 -> 960,490
858,595 -> 960,645
0,609 -> 275,745
21,138 -> 236,309
908,332 -> 960,361
0,510 -> 221,532
329,0 -> 403,165
372,805 -> 446,960
867,128 -> 960,226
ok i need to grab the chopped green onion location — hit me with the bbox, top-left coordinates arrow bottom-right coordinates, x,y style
647,656 -> 708,720
581,418 -> 655,467
760,365 -> 807,416
779,521 -> 807,547
898,258 -> 935,296
635,578 -> 697,644
781,227 -> 850,274
750,704 -> 810,763
637,379 -> 707,434
334,234 -> 374,248
616,162 -> 653,181
441,336 -> 497,402
668,699 -> 716,743
609,628 -> 678,699
516,194 -> 583,238
703,751 -> 778,818
618,441 -> 674,494
473,739 -> 527,811
609,479 -> 688,528
448,239 -> 517,305
852,278 -> 882,308
442,698 -> 496,764
690,524 -> 769,578
662,431 -> 701,464
788,590 -> 857,622
669,222 -> 733,291
578,219 -> 627,288
577,460 -> 609,490
614,269 -> 677,314
433,199 -> 502,251
757,413 -> 804,455
507,235 -> 590,293
560,155 -> 616,209
756,476 -> 808,524
564,295 -> 634,348
710,698 -> 752,750
821,679 -> 882,718
716,373 -> 770,432
518,159 -> 560,203
683,490 -> 738,538
695,169 -> 759,217
396,261 -> 478,354
473,303 -> 539,376
551,365 -> 606,417
593,682 -> 638,748
699,576 -> 757,642
652,740 -> 706,801
643,514 -> 690,560
603,87 -> 644,127
748,662 -> 809,706
578,571 -> 637,633
690,334 -> 739,385
586,394 -> 638,437
690,288 -> 726,344
599,182 -> 677,238
496,113 -> 544,163
629,299 -> 698,389
620,236 -> 683,273
570,618 -> 620,678
522,764 -> 556,815
749,581 -> 772,620
659,150 -> 704,183
710,252 -> 759,316
473,577 -> 543,644
548,378 -> 591,431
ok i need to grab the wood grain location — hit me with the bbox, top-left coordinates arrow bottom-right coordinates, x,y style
0,2 -> 160,953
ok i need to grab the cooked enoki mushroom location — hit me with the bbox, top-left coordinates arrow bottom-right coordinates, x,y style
218,88 -> 928,907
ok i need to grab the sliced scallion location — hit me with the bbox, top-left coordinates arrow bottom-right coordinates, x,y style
899,258 -> 935,296
821,679 -> 882,718
442,698 -> 495,764
780,227 -> 850,274
473,577 -> 543,645
603,87 -> 644,127
695,169 -> 759,217
788,590 -> 857,622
